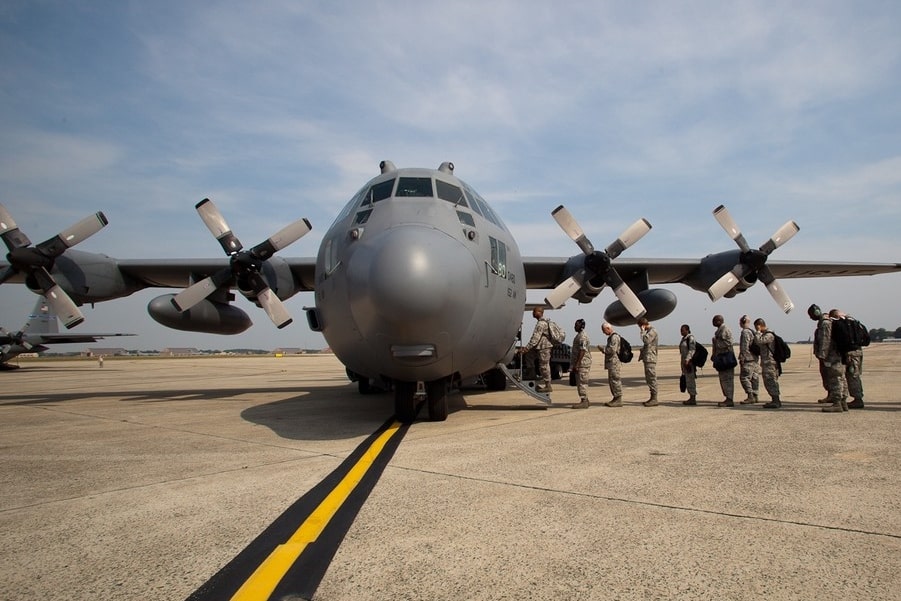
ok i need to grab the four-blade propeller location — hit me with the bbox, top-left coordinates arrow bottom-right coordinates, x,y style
707,204 -> 799,313
545,205 -> 652,319
0,204 -> 108,328
171,198 -> 312,329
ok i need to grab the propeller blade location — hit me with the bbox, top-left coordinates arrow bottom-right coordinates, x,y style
757,266 -> 794,313
0,204 -> 32,250
759,220 -> 800,255
36,212 -> 109,257
611,282 -> 646,319
545,272 -> 585,309
551,205 -> 594,255
712,205 -> 751,252
707,266 -> 744,301
171,276 -> 218,312
250,218 -> 313,260
605,218 -> 652,260
256,287 -> 293,329
44,283 -> 85,329
196,198 -> 243,255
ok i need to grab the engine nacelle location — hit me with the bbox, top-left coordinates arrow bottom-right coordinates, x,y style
604,288 -> 678,326
148,294 -> 252,334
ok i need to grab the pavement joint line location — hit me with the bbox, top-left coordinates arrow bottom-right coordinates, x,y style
391,465 -> 901,541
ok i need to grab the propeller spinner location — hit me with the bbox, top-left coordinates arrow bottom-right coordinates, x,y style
707,205 -> 799,313
171,199 -> 312,329
0,204 -> 108,328
545,205 -> 652,319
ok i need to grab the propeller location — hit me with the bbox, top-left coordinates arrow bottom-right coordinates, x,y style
0,327 -> 31,350
707,204 -> 799,313
545,205 -> 652,319
0,204 -> 109,328
171,198 -> 312,329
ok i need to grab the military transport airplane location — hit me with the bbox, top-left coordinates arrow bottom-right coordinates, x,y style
0,296 -> 134,368
1,160 -> 898,419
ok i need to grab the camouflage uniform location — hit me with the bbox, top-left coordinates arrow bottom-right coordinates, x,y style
640,325 -> 658,401
712,323 -> 735,403
572,330 -> 592,403
755,330 -> 781,405
679,333 -> 697,399
524,317 -> 554,391
841,315 -> 865,406
738,326 -> 760,403
815,318 -> 847,411
604,331 -> 623,402
812,316 -> 830,400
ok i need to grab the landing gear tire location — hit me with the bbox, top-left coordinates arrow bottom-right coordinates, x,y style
426,378 -> 449,422
394,381 -> 419,423
484,368 -> 507,391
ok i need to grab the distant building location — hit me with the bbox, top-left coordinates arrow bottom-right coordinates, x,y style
159,347 -> 200,357
84,347 -> 129,357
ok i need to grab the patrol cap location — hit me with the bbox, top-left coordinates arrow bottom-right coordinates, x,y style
807,304 -> 822,319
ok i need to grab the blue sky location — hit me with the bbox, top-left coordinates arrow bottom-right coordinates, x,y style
0,1 -> 899,350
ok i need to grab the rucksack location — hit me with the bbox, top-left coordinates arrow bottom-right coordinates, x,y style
772,333 -> 791,363
691,340 -> 708,368
546,319 -> 566,345
831,317 -> 870,354
617,337 -> 633,363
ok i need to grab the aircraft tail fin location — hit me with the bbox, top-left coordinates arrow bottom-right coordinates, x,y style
21,297 -> 59,336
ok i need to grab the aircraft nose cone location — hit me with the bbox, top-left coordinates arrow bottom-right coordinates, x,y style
347,226 -> 478,339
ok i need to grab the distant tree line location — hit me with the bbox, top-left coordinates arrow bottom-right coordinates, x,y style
868,328 -> 901,342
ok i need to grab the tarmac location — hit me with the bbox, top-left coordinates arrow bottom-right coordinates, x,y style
1,344 -> 899,601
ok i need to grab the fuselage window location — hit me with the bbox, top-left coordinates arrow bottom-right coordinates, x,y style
437,180 -> 468,207
367,178 -> 395,204
489,236 -> 507,278
395,177 -> 434,197
456,210 -> 475,227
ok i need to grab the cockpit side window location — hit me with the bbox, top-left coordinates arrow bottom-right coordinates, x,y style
395,177 -> 434,197
436,180 -> 468,207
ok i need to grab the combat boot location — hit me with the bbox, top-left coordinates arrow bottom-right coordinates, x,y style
682,395 -> 697,406
847,398 -> 864,409
643,393 -> 658,407
841,398 -> 849,411
822,402 -> 844,413
571,400 -> 590,409
605,397 -> 623,407
718,398 -> 734,407
762,397 -> 781,409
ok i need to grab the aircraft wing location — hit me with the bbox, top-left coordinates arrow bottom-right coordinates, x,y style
523,257 -> 901,289
115,258 -> 318,290
29,333 -> 136,344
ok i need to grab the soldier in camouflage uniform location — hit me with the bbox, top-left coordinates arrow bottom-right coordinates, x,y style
738,315 -> 760,404
520,306 -> 554,393
601,322 -> 623,407
712,314 -> 735,407
830,309 -> 864,409
808,304 -> 831,403
679,324 -> 698,405
638,317 -> 659,406
570,319 -> 592,409
816,310 -> 849,412
753,318 -> 782,409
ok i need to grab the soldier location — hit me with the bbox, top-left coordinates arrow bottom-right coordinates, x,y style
519,306 -> 553,393
679,324 -> 698,405
738,315 -> 760,404
753,318 -> 782,409
638,317 -> 659,406
830,308 -> 864,409
808,304 -> 831,403
712,314 -> 735,406
601,322 -> 623,406
570,318 -> 592,409
813,310 -> 848,412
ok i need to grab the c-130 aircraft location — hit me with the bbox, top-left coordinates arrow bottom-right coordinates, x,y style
1,160 -> 898,421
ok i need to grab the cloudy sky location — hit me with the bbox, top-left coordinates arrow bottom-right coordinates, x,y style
0,1 -> 899,352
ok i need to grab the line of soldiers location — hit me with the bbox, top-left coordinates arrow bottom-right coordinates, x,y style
540,305 -> 865,412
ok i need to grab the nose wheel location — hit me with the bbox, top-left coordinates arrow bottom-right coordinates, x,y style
394,378 -> 450,423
